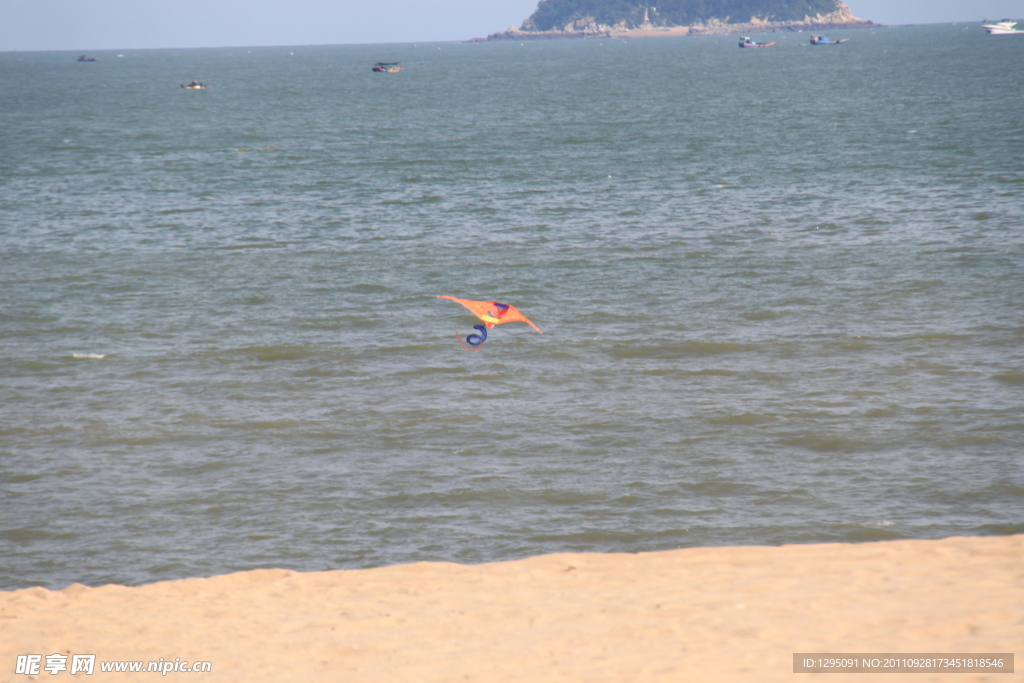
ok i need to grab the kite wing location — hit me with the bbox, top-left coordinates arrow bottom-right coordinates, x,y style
436,296 -> 542,333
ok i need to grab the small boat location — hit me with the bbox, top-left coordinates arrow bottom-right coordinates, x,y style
982,20 -> 1024,34
180,80 -> 210,90
738,37 -> 775,48
77,55 -> 98,62
810,35 -> 849,44
372,62 -> 404,73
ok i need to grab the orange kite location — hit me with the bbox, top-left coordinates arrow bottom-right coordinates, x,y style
437,296 -> 542,350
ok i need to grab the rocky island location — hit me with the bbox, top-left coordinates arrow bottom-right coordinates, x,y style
480,0 -> 876,41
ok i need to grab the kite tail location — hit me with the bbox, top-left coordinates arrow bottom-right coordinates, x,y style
456,331 -> 484,352
455,324 -> 487,351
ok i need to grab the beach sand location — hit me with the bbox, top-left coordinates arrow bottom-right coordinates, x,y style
2,535 -> 1020,682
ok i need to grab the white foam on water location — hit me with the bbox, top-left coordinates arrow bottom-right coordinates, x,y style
72,353 -> 106,360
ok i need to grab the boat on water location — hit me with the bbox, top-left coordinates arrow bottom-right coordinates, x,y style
180,80 -> 210,90
372,62 -> 404,73
738,37 -> 775,48
810,35 -> 849,45
77,55 -> 98,62
982,20 -> 1024,34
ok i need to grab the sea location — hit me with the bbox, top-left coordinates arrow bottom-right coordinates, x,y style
1,23 -> 1022,590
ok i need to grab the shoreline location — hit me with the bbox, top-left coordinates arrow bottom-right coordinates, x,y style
2,534 -> 1020,681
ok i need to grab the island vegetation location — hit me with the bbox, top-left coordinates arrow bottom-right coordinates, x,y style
482,0 -> 874,40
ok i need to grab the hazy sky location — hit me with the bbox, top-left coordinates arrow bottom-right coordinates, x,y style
1,0 -> 1021,52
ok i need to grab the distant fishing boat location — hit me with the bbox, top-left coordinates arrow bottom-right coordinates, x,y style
372,62 -> 404,73
77,55 -> 98,62
738,37 -> 775,48
982,20 -> 1024,34
180,80 -> 210,90
810,35 -> 849,45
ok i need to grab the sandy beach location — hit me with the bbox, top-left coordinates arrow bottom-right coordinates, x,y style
2,535 -> 1020,681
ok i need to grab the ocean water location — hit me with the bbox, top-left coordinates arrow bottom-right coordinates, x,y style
1,24 -> 1022,590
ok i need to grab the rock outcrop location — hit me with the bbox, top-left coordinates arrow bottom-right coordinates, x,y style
481,1 -> 875,41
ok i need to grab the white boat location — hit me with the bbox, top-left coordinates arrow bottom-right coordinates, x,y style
982,20 -> 1024,34
738,36 -> 775,48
